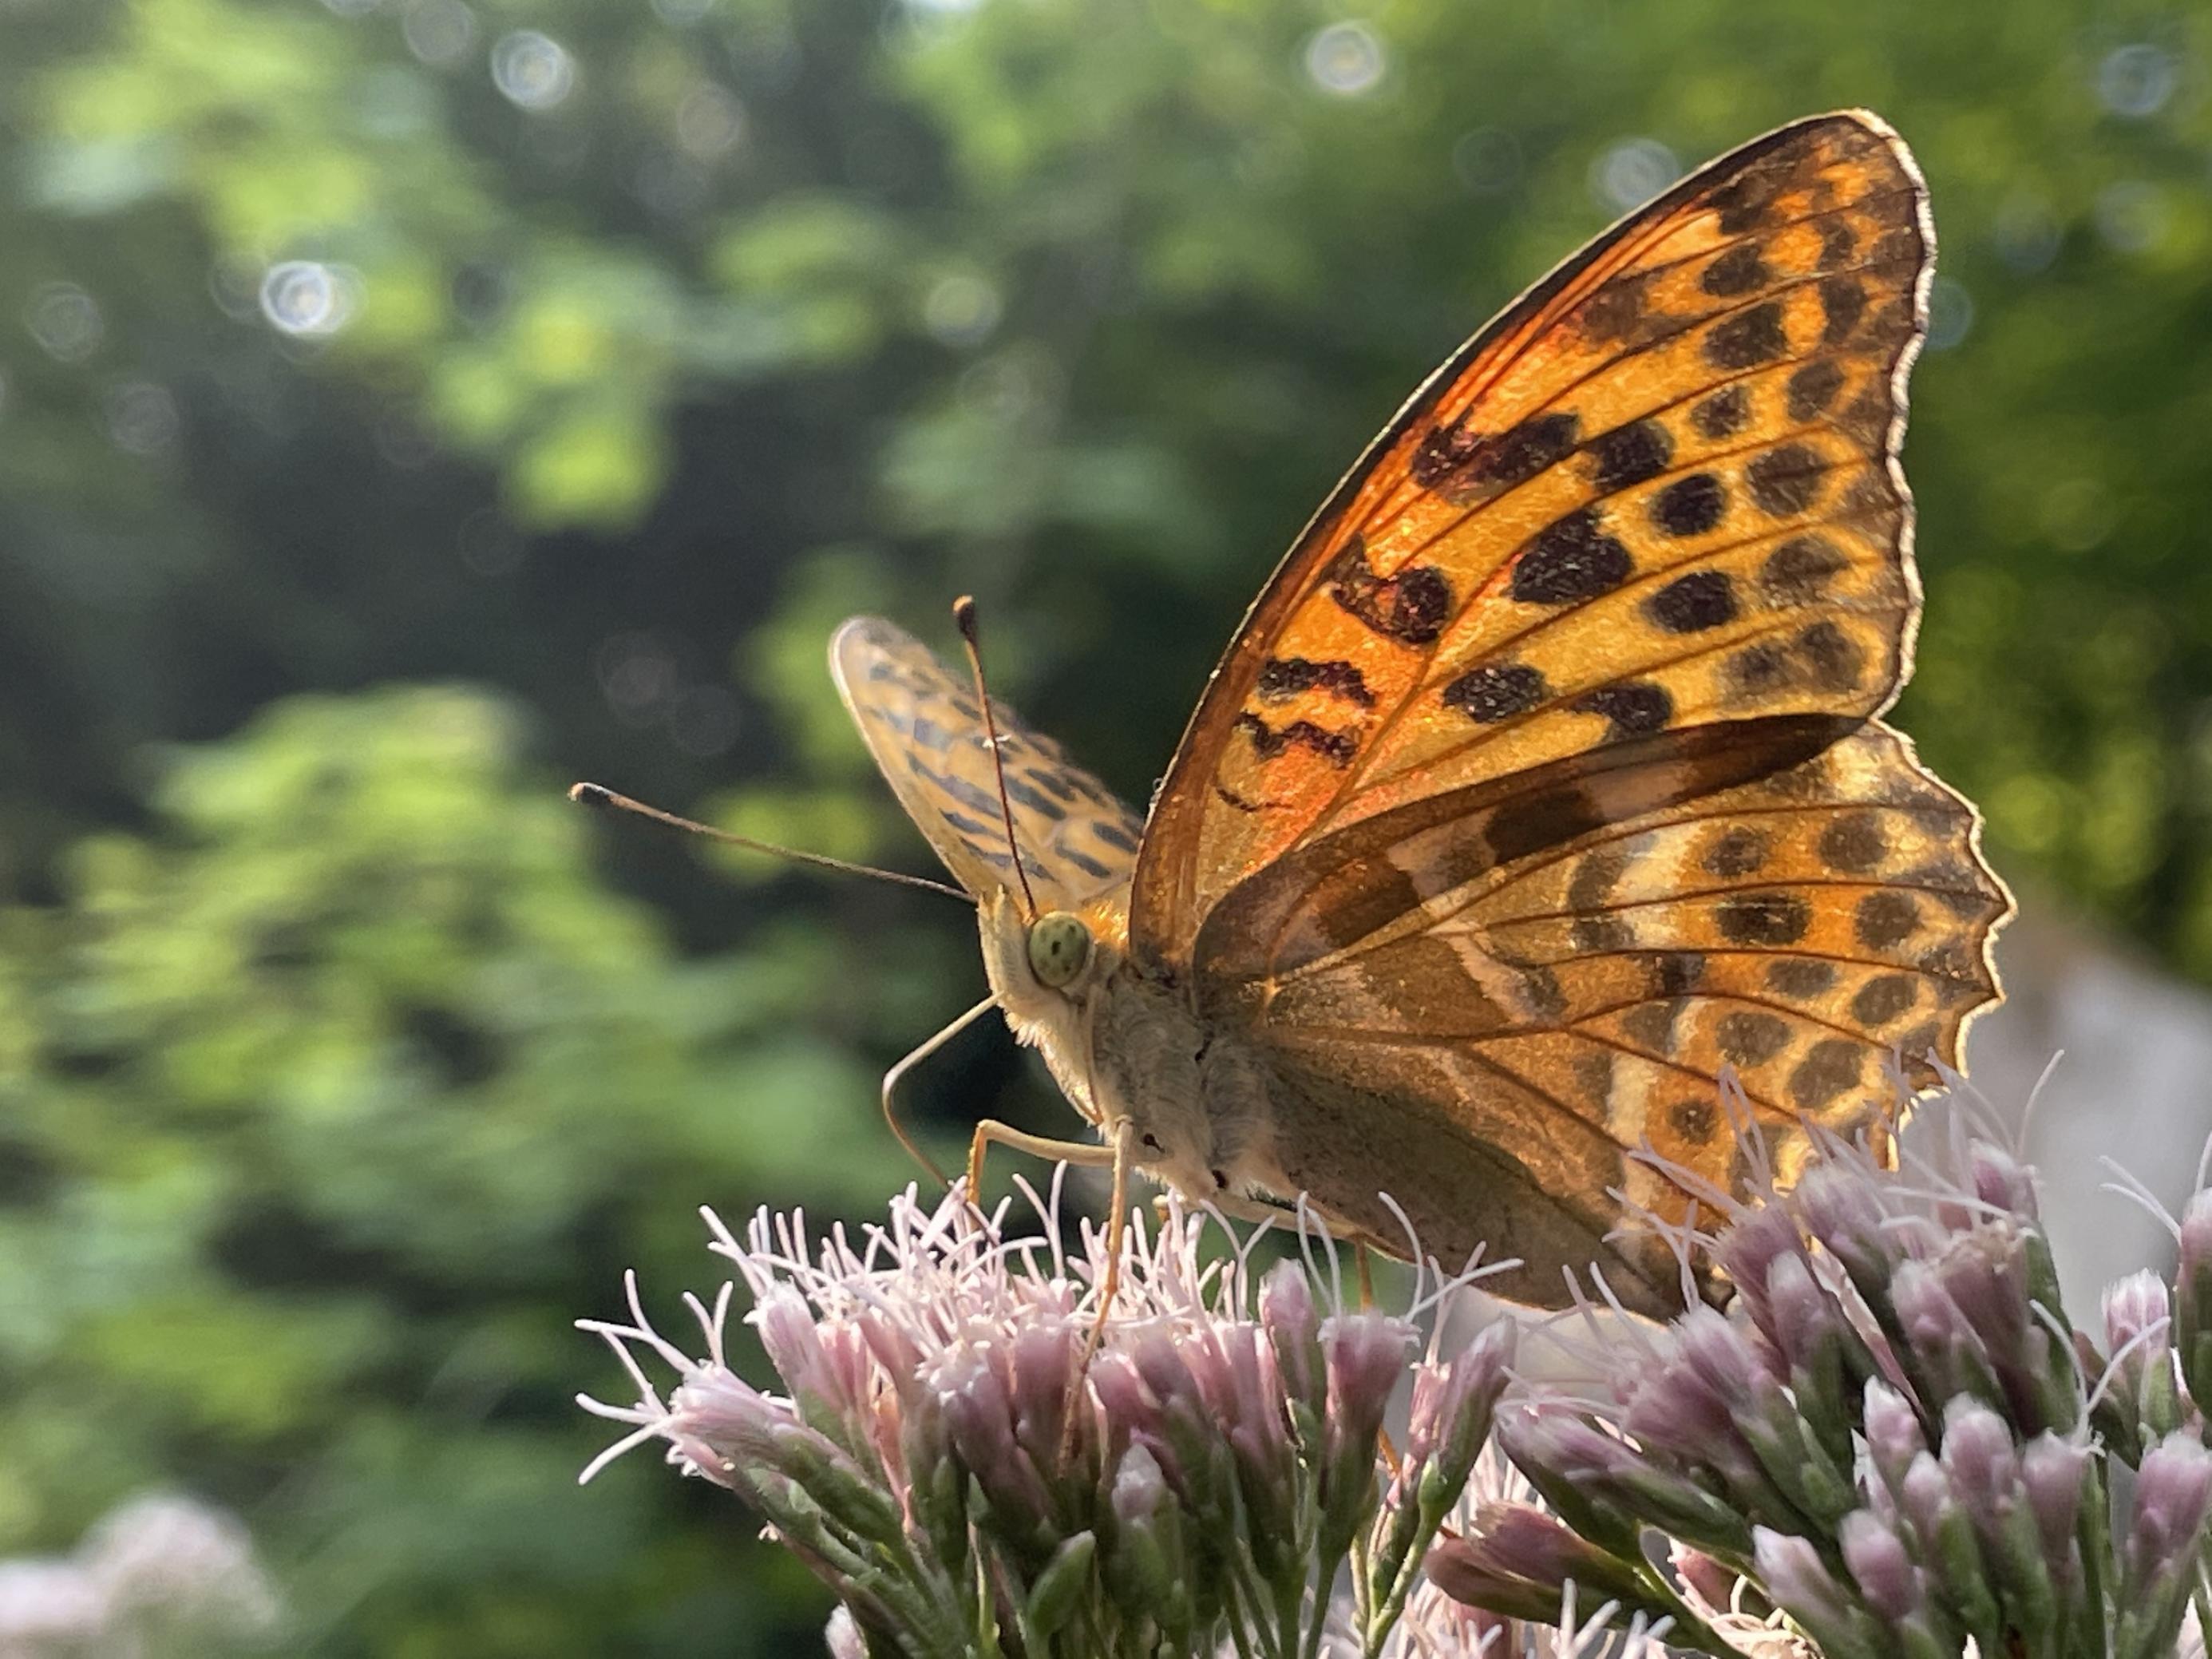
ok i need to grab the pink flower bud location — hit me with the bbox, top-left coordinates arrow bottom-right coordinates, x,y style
1861,1379 -> 1926,1495
1752,1527 -> 1858,1629
1428,1503 -> 1652,1624
1967,1142 -> 2039,1220
1669,1542 -> 1741,1613
1840,1508 -> 1924,1619
2128,1431 -> 2212,1582
1791,1161 -> 1897,1293
2103,1269 -> 2170,1357
1407,1320 -> 1514,1487
2020,1432 -> 2089,1573
824,1606 -> 865,1659
928,1344 -> 1056,1538
1937,1398 -> 2018,1519
1316,1312 -> 1414,1549
1712,1201 -> 1808,1341
753,1286 -> 843,1414
1259,1260 -> 1321,1413
1009,1321 -> 1081,1471
664,1366 -> 792,1480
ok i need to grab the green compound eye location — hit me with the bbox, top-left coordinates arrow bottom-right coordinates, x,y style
1026,912 -> 1094,989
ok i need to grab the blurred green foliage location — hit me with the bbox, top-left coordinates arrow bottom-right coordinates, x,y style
0,689 -> 919,1652
1,0 -> 2210,1649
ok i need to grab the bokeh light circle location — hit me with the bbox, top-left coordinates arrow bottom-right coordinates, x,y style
922,274 -> 1002,349
25,283 -> 104,361
491,30 -> 576,111
1589,137 -> 1679,213
1926,277 -> 1974,351
2096,44 -> 2177,120
1304,22 -> 1387,97
402,0 -> 477,66
259,262 -> 359,337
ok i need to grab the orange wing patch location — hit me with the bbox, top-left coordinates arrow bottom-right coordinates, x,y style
1134,113 -> 1931,967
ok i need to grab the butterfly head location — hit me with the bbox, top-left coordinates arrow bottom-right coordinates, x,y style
987,890 -> 1121,1006
1025,911 -> 1094,990
978,886 -> 1130,1117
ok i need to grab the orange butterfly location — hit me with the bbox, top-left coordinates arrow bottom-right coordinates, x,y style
833,111 -> 2008,1316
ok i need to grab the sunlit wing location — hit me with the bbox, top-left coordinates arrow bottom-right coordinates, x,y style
1133,111 -> 1936,967
831,617 -> 1142,911
1193,722 -> 2005,1308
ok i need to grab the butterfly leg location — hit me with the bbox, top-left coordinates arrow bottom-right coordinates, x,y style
879,994 -> 998,1191
964,1119 -> 1118,1203
1059,1117 -> 1138,1463
1086,1118 -> 1138,1354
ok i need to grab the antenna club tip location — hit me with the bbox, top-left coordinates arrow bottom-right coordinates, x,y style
569,782 -> 615,808
952,594 -> 979,640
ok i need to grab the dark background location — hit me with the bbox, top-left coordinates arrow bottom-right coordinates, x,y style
2,0 -> 2207,1651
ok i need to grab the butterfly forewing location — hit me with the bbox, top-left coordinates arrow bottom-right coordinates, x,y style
1134,112 -> 1935,964
831,617 -> 1142,912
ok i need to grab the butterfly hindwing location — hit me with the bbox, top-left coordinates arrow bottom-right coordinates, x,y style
1215,722 -> 2004,1304
1133,111 -> 1935,965
831,617 -> 1142,910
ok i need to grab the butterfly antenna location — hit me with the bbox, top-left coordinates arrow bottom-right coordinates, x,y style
952,596 -> 1039,920
567,782 -> 972,903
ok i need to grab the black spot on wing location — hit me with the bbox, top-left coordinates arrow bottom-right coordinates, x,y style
1790,1038 -> 1862,1109
1692,386 -> 1751,439
1651,474 -> 1727,538
1257,657 -> 1375,707
1623,999 -> 1684,1055
1023,769 -> 1078,805
1644,571 -> 1739,634
1717,1011 -> 1791,1065
1787,360 -> 1845,420
1762,535 -> 1847,605
1326,536 -> 1453,645
1056,845 -> 1114,881
1716,892 -> 1812,946
916,760 -> 1011,818
1704,826 -> 1767,877
1700,242 -> 1771,296
1817,812 -> 1886,874
1233,713 -> 1357,766
1767,958 -> 1835,1000
1585,419 -> 1674,493
1003,775 -> 1066,820
1442,663 -> 1548,724
1855,891 -> 1921,951
1704,301 -> 1789,370
1511,509 -> 1632,604
1818,277 -> 1867,345
1744,443 -> 1828,517
1415,410 -> 1583,500
1574,681 -> 1673,738
1851,974 -> 1918,1026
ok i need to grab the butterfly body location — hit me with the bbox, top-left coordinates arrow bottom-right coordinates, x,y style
832,111 -> 2010,1317
975,883 -> 1279,1214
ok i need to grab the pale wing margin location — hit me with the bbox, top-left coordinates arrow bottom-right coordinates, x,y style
831,617 -> 1144,909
